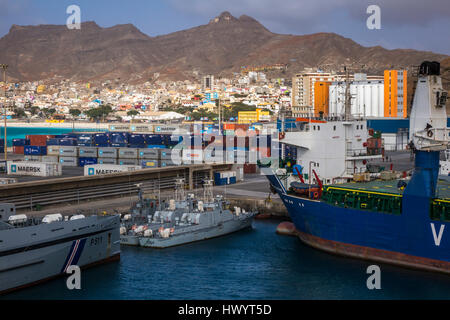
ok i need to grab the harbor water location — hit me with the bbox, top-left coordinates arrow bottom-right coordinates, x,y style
2,220 -> 450,300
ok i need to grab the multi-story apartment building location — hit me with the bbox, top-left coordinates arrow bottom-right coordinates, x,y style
384,70 -> 407,118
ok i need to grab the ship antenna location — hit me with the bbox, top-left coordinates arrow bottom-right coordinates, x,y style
203,179 -> 214,203
175,178 -> 185,202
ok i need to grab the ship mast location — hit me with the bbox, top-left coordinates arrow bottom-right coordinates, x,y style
344,66 -> 352,121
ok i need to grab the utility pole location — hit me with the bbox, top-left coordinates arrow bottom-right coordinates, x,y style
0,64 -> 8,161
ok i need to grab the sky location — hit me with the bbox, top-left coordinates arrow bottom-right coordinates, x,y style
0,0 -> 449,55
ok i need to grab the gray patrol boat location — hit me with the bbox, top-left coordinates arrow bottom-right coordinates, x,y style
0,204 -> 120,294
138,179 -> 257,248
120,183 -> 158,246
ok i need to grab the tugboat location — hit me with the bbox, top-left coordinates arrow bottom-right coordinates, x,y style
0,205 -> 120,294
138,179 -> 257,248
263,61 -> 450,274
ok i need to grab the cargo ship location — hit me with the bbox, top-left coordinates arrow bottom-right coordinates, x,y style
263,61 -> 450,273
0,206 -> 120,294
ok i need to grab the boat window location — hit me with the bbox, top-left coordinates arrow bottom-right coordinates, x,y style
318,126 -> 320,131
361,125 -> 364,130
313,126 -> 316,130
333,126 -> 336,131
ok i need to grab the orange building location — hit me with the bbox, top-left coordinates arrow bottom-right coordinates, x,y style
384,70 -> 407,118
314,81 -> 331,116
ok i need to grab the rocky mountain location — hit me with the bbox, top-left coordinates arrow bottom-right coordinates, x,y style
0,11 -> 447,82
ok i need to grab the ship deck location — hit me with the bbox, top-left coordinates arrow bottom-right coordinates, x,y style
326,179 -> 450,200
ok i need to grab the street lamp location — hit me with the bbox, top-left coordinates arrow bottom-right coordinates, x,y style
0,64 -> 8,161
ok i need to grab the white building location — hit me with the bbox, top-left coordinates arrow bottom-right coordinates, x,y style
329,80 -> 384,118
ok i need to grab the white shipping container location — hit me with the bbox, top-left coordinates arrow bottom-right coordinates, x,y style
138,148 -> 159,159
59,146 -> 77,157
98,147 -> 118,158
47,146 -> 61,156
118,148 -> 138,159
40,155 -> 59,163
109,124 -> 130,132
130,124 -> 153,133
182,149 -> 204,164
7,161 -> 62,177
118,159 -> 139,166
97,158 -> 117,165
78,147 -> 98,157
24,155 -> 40,162
84,164 -> 141,176
58,156 -> 78,167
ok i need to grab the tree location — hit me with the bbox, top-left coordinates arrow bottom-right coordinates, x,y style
69,108 -> 81,118
85,104 -> 113,121
127,109 -> 139,117
48,108 -> 56,115
30,106 -> 40,115
14,108 -> 27,119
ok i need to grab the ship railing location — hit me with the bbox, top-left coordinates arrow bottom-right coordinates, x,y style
346,149 -> 368,157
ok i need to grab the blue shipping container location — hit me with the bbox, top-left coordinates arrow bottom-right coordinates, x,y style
78,157 -> 98,167
12,139 -> 30,146
93,133 -> 110,147
24,145 -> 47,155
110,132 -> 129,146
59,138 -> 77,146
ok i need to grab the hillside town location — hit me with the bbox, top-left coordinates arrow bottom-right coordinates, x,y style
0,66 -> 417,125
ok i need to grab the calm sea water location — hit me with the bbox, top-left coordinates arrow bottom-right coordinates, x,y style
3,220 -> 450,300
0,126 -> 105,146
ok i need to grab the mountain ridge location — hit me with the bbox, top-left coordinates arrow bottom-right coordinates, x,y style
0,12 -> 447,83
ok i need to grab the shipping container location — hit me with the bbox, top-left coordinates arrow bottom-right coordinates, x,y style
47,146 -> 61,156
204,149 -> 224,164
46,138 -> 61,146
140,160 -> 159,168
58,156 -> 78,167
118,148 -> 138,159
93,133 -> 110,147
154,124 -> 179,133
77,134 -> 94,146
130,124 -> 153,133
160,160 -> 177,167
26,135 -> 53,146
24,145 -> 47,156
160,148 -> 181,163
12,138 -> 29,146
78,147 -> 98,157
84,164 -> 141,176
13,146 -> 24,154
59,138 -> 77,146
127,136 -> 146,148
97,158 -> 117,165
118,159 -> 139,166
24,155 -> 40,162
182,149 -> 203,164
145,134 -> 164,146
138,148 -> 158,159
110,132 -> 129,147
40,155 -> 59,163
98,147 -> 118,158
58,146 -> 78,157
78,157 -> 98,167
7,161 -> 62,177
109,124 -> 130,132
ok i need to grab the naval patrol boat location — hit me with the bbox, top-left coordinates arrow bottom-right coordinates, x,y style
0,204 -> 120,294
120,183 -> 158,246
138,180 -> 257,248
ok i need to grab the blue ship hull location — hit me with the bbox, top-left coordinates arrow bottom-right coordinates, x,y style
264,151 -> 450,273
